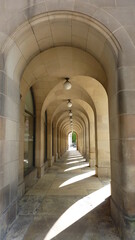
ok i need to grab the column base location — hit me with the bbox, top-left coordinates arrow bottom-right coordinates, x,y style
55,153 -> 58,162
0,200 -> 17,240
17,181 -> 25,199
48,156 -> 54,167
89,159 -> 95,167
37,164 -> 45,178
24,168 -> 38,191
111,198 -> 135,240
85,154 -> 90,162
90,152 -> 96,167
96,165 -> 111,178
44,161 -> 49,172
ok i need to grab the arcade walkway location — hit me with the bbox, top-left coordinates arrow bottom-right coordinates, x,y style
6,151 -> 120,240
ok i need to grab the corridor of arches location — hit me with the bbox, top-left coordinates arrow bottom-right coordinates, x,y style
0,1 -> 135,240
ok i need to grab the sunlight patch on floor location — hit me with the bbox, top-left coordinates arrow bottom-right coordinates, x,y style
66,159 -> 86,165
59,170 -> 96,188
66,156 -> 83,161
44,184 -> 111,240
64,163 -> 89,172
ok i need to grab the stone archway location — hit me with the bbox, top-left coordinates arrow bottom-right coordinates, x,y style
1,6 -> 135,239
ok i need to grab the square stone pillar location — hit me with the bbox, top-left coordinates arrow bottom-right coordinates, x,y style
35,113 -> 45,178
0,72 -> 20,239
110,64 -> 135,240
47,120 -> 53,167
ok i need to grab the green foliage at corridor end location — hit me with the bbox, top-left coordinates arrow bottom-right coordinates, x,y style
72,132 -> 76,143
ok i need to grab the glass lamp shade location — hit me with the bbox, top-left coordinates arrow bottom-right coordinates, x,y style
64,80 -> 72,90
67,101 -> 72,108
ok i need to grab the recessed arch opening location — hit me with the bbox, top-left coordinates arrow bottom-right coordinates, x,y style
3,7 -> 134,240
2,10 -> 120,182
68,131 -> 77,151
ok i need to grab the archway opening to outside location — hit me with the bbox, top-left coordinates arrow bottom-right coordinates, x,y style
68,132 -> 77,151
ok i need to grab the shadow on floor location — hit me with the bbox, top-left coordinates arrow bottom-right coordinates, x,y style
20,197 -> 120,240
6,151 -> 120,240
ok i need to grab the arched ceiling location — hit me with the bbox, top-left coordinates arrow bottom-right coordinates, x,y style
56,109 -> 88,134
19,44 -> 109,138
42,80 -> 96,116
3,11 -> 119,82
21,45 -> 109,137
2,11 -> 119,138
20,46 -> 107,100
60,118 -> 83,134
53,102 -> 89,124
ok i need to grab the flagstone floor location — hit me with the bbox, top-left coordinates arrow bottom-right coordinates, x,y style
6,150 -> 120,240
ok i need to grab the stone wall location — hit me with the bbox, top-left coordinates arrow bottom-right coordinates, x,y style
0,1 -> 135,239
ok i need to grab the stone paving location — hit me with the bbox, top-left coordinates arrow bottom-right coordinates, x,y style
6,151 -> 120,240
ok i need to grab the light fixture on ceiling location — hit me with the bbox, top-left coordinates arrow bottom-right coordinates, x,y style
64,77 -> 72,90
69,110 -> 72,117
67,99 -> 72,108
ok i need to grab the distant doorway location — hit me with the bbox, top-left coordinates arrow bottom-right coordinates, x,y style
68,132 -> 77,150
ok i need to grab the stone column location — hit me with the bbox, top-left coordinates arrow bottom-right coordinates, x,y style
57,129 -> 61,158
18,100 -> 25,197
76,134 -> 79,150
66,134 -> 68,150
85,123 -> 90,162
60,129 -> 63,156
95,113 -> 110,178
61,131 -> 65,155
78,132 -> 83,155
0,71 -> 20,238
63,132 -> 66,154
35,113 -> 45,177
89,119 -> 96,167
110,64 -> 135,240
47,120 -> 52,167
82,128 -> 86,157
53,124 -> 58,161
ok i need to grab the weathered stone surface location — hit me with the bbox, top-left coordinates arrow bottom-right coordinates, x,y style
6,151 -> 119,240
0,1 -> 135,239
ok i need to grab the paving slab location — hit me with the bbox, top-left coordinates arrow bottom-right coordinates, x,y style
6,150 -> 120,240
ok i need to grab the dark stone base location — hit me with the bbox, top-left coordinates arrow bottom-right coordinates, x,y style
17,181 -> 25,200
58,152 -> 61,158
48,157 -> 54,167
111,198 -> 135,240
55,153 -> 58,162
0,200 -> 17,240
37,165 -> 44,178
24,168 -> 38,192
44,161 -> 49,172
